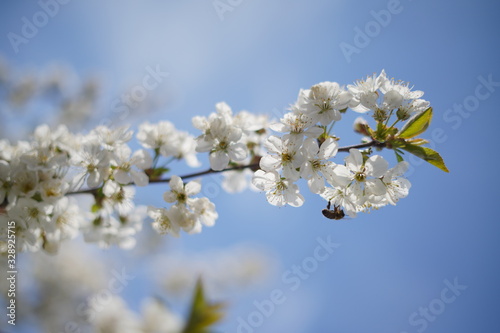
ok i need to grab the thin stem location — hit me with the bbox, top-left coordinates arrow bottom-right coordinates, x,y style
384,110 -> 394,126
152,148 -> 161,168
387,118 -> 400,131
162,156 -> 177,167
67,140 -> 384,196
337,140 -> 383,152
326,121 -> 336,135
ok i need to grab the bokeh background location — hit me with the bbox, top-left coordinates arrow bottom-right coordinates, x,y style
1,0 -> 500,332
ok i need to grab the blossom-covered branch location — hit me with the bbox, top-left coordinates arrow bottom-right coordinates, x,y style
66,140 -> 383,197
0,70 -> 447,254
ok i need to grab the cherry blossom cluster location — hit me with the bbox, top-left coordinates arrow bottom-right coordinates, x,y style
193,102 -> 270,193
1,124 -> 84,253
147,176 -> 217,236
0,69 -> 441,253
193,102 -> 269,170
251,70 -> 424,217
0,120 -> 205,252
146,103 -> 270,237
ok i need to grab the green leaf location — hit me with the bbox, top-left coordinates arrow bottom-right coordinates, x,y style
90,204 -> 100,213
397,107 -> 433,139
400,143 -> 449,172
406,138 -> 429,146
148,167 -> 170,181
182,278 -> 225,333
394,149 -> 404,163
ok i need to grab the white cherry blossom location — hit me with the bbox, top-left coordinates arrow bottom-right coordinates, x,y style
194,102 -> 248,171
111,145 -> 152,186
348,70 -> 388,112
320,186 -> 358,218
252,169 -> 304,207
102,180 -> 135,215
300,137 -> 338,194
148,206 -> 180,237
269,112 -> 323,143
191,197 -> 218,228
328,148 -> 389,205
381,161 -> 412,205
303,81 -> 352,125
39,178 -> 70,203
163,176 -> 201,204
72,142 -> 110,188
260,135 -> 304,181
92,125 -> 133,151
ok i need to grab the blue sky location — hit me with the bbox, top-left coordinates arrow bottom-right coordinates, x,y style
1,0 -> 500,332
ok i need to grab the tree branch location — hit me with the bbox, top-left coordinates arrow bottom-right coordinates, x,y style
337,140 -> 384,152
67,140 -> 383,196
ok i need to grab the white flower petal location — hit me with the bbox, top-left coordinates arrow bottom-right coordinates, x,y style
228,143 -> 248,161
227,127 -> 242,142
131,149 -> 153,169
304,126 -> 324,138
114,169 -> 131,184
266,192 -> 286,207
130,169 -> 149,187
103,180 -> 120,197
365,179 -> 387,196
319,138 -> 338,159
328,165 -> 352,187
285,186 -> 304,207
87,170 -> 103,188
169,175 -> 184,192
345,149 -> 363,172
301,138 -> 320,158
260,155 -> 282,171
209,151 -> 230,171
252,170 -> 276,191
269,122 -> 287,133
163,191 -> 177,203
366,155 -> 389,178
264,136 -> 283,154
384,161 -> 409,180
185,180 -> 201,196
308,174 -> 325,194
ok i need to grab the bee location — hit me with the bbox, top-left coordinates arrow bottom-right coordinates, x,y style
322,201 -> 345,220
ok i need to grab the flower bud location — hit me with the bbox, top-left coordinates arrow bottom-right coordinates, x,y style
396,108 -> 411,121
373,109 -> 388,122
353,117 -> 370,136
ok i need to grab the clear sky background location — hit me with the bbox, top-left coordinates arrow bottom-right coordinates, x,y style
1,0 -> 500,332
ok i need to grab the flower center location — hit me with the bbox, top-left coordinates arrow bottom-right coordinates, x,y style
21,182 -> 35,194
312,159 -> 322,170
276,179 -> 287,192
27,207 -> 39,219
354,171 -> 366,182
316,101 -> 332,114
120,162 -> 131,172
176,192 -> 187,204
281,153 -> 293,164
218,141 -> 228,151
